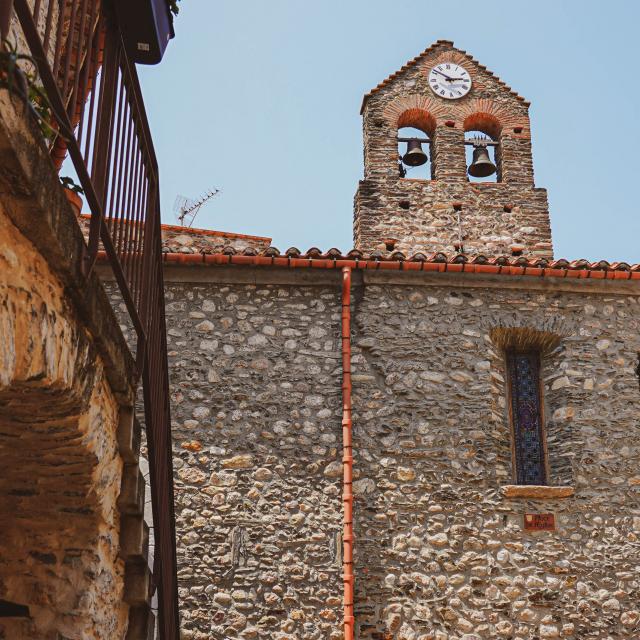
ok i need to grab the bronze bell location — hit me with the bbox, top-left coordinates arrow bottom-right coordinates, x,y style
468,144 -> 497,178
402,139 -> 428,167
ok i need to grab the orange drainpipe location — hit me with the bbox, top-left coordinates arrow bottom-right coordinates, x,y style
341,266 -> 355,640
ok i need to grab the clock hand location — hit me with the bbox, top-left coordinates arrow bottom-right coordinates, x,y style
432,69 -> 454,81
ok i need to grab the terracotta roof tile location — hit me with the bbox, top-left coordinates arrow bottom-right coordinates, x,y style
85,219 -> 639,282
128,247 -> 640,282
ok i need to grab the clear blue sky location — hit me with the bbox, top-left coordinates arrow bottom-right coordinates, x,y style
137,0 -> 640,262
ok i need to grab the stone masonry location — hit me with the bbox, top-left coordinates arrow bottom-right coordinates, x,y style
350,278 -> 640,640
354,41 -> 552,258
0,204 -> 129,639
112,267 -> 640,640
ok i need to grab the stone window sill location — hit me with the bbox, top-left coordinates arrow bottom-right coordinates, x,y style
501,485 -> 575,499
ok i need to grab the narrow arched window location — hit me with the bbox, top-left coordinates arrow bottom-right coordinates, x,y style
506,350 -> 547,485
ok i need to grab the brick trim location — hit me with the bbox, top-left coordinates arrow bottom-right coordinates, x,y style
382,96 -> 529,139
459,99 -> 530,137
383,95 -> 446,130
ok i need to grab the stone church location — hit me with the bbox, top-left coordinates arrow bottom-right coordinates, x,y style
108,40 -> 640,639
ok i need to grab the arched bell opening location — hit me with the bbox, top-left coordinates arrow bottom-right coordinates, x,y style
464,130 -> 499,183
463,113 -> 503,183
397,127 -> 432,180
396,109 -> 436,180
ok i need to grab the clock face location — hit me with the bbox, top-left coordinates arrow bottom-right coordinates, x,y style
428,62 -> 472,99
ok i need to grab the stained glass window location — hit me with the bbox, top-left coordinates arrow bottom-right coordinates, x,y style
507,350 -> 547,485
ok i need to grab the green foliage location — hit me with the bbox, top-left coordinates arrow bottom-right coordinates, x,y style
0,39 -> 59,142
168,0 -> 181,16
59,176 -> 84,194
0,38 -> 33,101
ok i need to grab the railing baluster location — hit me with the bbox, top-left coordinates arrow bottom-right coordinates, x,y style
130,146 -> 144,284
68,0 -> 89,116
112,84 -> 129,248
89,24 -> 112,188
75,0 -> 98,149
60,0 -> 78,104
122,143 -> 141,279
81,21 -> 102,164
52,0 -> 66,80
107,63 -> 125,231
134,174 -> 149,310
117,101 -> 135,255
42,0 -> 56,55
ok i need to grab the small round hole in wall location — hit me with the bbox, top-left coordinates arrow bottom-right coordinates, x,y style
504,205 -> 513,213
399,200 -> 410,210
513,127 -> 523,134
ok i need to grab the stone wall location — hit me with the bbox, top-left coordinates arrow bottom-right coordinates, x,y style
354,41 -> 553,258
152,268 -> 640,640
160,224 -> 271,254
354,178 -> 551,259
351,280 -> 640,640
0,206 -> 129,639
161,280 -> 345,640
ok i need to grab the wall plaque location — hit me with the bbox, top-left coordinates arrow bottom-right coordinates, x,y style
524,513 -> 555,531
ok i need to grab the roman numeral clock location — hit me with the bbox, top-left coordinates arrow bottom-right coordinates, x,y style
428,62 -> 471,99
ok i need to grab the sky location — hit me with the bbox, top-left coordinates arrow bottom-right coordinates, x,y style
136,0 -> 640,262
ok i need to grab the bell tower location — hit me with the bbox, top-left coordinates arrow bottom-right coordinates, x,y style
354,40 -> 553,258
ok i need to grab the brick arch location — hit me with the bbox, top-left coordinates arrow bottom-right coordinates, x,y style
398,108 -> 437,136
458,99 -> 529,136
463,112 -> 502,140
382,94 -> 447,132
428,50 -> 471,69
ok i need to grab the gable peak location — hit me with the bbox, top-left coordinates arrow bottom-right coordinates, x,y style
360,40 -> 529,114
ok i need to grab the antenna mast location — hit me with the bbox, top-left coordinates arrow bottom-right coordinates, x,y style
173,188 -> 220,227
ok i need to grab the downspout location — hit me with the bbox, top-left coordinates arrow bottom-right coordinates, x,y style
341,266 -> 355,640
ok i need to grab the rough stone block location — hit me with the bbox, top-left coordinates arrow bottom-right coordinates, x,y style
120,516 -> 150,561
124,561 -> 151,606
126,604 -> 155,640
118,409 -> 141,463
118,464 -> 146,515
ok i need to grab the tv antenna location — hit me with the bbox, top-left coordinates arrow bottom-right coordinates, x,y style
173,188 -> 220,227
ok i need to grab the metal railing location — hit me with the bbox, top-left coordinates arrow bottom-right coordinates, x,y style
9,1 -> 179,637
